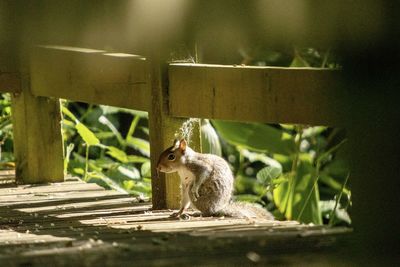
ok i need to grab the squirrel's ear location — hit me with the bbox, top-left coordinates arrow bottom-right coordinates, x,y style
179,139 -> 187,151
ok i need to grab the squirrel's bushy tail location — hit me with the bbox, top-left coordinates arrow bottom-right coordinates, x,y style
219,202 -> 274,220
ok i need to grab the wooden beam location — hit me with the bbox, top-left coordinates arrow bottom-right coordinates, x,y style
0,72 -> 21,93
30,46 -> 150,111
169,64 -> 345,126
148,60 -> 201,210
11,72 -> 64,184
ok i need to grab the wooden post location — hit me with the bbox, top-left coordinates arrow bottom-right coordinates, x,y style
148,60 -> 201,210
11,71 -> 64,184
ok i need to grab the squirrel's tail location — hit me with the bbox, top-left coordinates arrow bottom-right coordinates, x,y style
219,202 -> 274,220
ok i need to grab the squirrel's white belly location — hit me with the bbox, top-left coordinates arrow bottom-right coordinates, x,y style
177,168 -> 195,186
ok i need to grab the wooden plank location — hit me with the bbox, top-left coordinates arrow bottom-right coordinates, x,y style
0,229 -> 73,244
0,170 -> 15,184
169,63 -> 345,126
0,190 -> 126,206
30,46 -> 150,111
148,60 -> 201,210
0,182 -> 103,196
0,72 -> 21,93
0,180 -> 358,266
11,71 -> 64,184
16,199 -> 147,215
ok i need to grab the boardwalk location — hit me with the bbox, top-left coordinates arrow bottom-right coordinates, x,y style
0,171 -> 351,266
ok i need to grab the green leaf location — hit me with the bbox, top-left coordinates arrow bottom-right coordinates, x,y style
62,119 -> 75,128
271,176 -> 288,185
117,165 -> 141,180
290,50 -> 310,67
131,181 -> 151,193
234,175 -> 257,193
319,174 -> 350,196
322,159 -> 349,180
100,105 -> 148,118
139,126 -> 149,136
141,161 -> 151,177
127,136 -> 150,157
273,154 -> 292,170
241,149 -> 282,169
127,155 -> 149,163
106,146 -> 149,163
201,119 -> 222,156
94,157 -> 118,169
273,174 -> 290,215
320,200 -> 351,225
73,168 -> 85,175
122,180 -> 135,190
95,131 -> 116,139
273,162 -> 322,224
317,139 -> 347,164
106,146 -> 129,163
280,124 -> 295,131
256,166 -> 282,185
98,115 -> 125,146
212,120 -> 295,155
75,122 -> 100,146
64,143 -> 75,173
61,106 -> 78,122
302,126 -> 328,138
126,116 -> 140,141
294,166 -> 322,224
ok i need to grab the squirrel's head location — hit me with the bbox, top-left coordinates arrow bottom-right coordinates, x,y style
157,139 -> 188,174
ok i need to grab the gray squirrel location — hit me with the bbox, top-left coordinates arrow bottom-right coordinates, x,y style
157,139 -> 274,220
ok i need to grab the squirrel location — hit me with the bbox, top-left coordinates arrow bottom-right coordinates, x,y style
157,139 -> 274,220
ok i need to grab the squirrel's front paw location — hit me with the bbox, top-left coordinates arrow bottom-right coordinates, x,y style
170,211 -> 190,220
170,211 -> 182,218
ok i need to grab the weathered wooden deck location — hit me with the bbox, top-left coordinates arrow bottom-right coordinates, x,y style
0,171 -> 352,266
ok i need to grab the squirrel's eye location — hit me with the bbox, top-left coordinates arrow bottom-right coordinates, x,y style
167,153 -> 176,161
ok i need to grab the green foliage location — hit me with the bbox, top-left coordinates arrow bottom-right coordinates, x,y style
61,101 -> 151,199
256,166 -> 282,185
212,120 -> 350,225
75,123 -> 100,146
0,94 -> 14,169
201,119 -> 222,156
212,120 -> 295,155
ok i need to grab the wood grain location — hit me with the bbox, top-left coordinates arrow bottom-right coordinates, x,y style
11,73 -> 64,184
30,46 -> 150,111
169,63 -> 345,126
0,72 -> 21,93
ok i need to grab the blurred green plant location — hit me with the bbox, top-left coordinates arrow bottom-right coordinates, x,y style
211,120 -> 350,225
0,93 -> 14,169
61,100 -> 151,199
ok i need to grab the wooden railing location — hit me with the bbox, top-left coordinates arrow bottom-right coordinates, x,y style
0,45 -> 341,209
